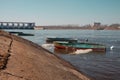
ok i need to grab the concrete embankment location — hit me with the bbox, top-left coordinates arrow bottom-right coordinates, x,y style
0,30 -> 91,80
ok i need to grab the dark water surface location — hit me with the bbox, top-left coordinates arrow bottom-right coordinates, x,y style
6,30 -> 120,80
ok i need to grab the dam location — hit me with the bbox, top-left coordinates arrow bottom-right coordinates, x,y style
0,22 -> 35,29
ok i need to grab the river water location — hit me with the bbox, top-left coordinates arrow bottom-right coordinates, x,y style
6,29 -> 120,80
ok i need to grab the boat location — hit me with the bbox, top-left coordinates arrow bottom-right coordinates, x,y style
46,37 -> 78,43
9,31 -> 34,36
9,31 -> 23,35
54,41 -> 106,52
54,48 -> 93,54
18,32 -> 34,36
9,31 -> 23,34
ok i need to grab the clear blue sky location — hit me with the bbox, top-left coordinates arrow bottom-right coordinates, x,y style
0,0 -> 120,26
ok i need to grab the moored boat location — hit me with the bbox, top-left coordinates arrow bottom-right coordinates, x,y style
54,41 -> 106,52
46,37 -> 78,43
18,32 -> 34,36
9,31 -> 23,34
9,31 -> 34,36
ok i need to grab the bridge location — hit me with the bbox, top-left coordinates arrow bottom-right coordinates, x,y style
0,22 -> 35,29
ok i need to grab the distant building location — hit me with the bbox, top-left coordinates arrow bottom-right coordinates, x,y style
94,22 -> 101,27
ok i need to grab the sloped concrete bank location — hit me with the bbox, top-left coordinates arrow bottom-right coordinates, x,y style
0,30 -> 92,80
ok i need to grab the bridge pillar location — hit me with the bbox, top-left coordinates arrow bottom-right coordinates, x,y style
1,22 -> 3,26
6,23 -> 9,26
23,23 -> 25,26
12,23 -> 14,27
17,23 -> 20,27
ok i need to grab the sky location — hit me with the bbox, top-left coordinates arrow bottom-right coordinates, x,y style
0,0 -> 120,26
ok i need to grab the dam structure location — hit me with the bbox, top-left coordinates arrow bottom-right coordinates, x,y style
0,22 -> 35,29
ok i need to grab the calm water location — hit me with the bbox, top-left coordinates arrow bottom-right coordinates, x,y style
6,29 -> 120,80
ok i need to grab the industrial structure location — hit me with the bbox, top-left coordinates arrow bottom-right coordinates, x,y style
0,22 -> 35,29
